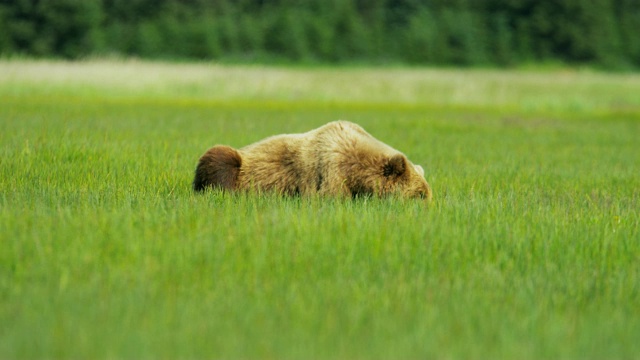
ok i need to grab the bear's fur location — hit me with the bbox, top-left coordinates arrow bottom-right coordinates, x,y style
193,121 -> 432,200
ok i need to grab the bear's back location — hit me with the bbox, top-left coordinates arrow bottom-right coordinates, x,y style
310,121 -> 398,160
235,121 -> 396,196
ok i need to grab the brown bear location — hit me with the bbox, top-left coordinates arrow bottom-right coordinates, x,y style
193,121 -> 432,200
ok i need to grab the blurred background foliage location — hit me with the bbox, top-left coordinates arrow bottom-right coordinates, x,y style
0,0 -> 639,69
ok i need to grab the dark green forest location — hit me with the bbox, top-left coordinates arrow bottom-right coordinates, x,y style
1,0 -> 639,68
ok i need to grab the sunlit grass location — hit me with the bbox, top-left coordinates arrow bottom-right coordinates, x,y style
1,60 -> 639,359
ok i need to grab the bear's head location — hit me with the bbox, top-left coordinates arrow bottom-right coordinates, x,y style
380,153 -> 432,200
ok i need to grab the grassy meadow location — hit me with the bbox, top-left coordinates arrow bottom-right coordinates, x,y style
1,60 -> 639,359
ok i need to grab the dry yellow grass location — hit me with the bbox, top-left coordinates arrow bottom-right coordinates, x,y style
2,59 -> 640,113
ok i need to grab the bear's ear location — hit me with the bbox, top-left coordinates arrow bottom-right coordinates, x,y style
383,154 -> 406,177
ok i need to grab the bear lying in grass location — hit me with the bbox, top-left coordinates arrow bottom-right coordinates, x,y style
193,121 -> 432,200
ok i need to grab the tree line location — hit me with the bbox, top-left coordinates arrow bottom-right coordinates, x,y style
1,0 -> 639,69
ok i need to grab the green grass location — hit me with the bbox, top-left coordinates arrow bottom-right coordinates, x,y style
1,60 -> 639,359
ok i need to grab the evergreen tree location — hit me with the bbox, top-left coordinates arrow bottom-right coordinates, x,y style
0,0 -> 637,69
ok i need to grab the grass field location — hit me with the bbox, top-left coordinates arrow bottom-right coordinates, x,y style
1,60 -> 639,359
